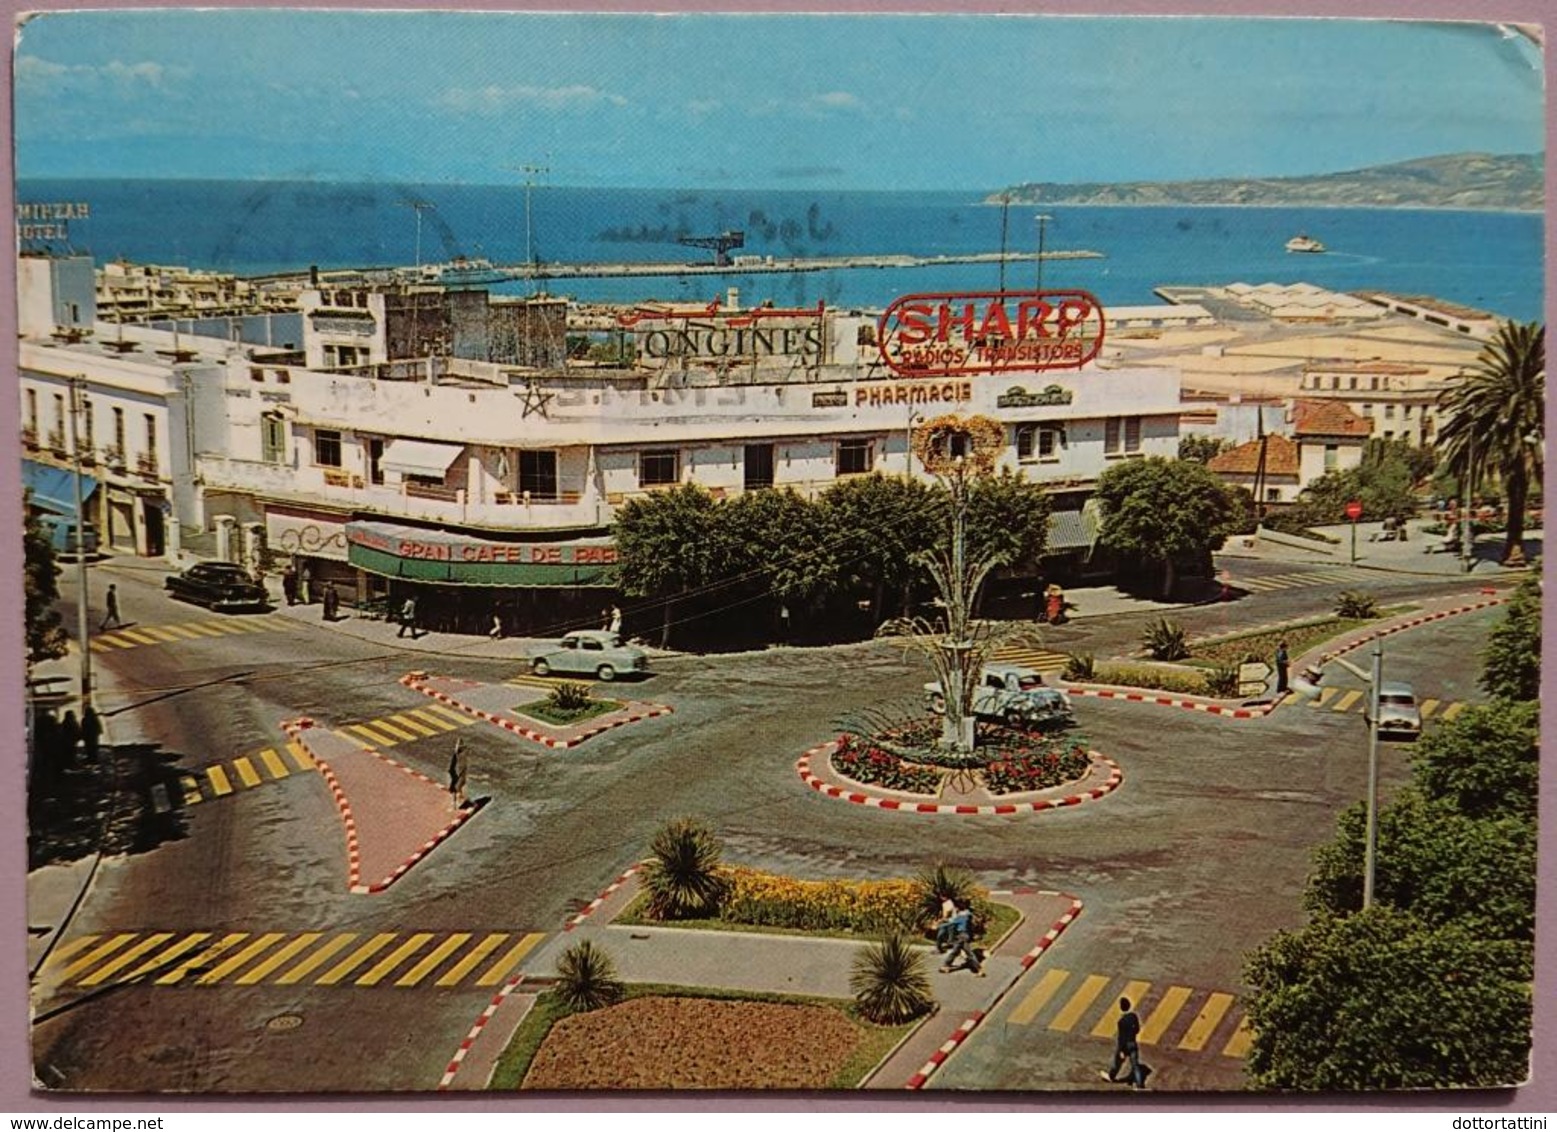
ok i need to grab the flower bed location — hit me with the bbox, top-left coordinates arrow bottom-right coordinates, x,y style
1092,661 -> 1215,696
1188,617 -> 1382,669
514,698 -> 622,726
982,736 -> 1092,795
830,734 -> 942,794
719,867 -> 924,935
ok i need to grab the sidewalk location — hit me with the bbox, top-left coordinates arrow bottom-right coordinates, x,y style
1217,520 -> 1541,578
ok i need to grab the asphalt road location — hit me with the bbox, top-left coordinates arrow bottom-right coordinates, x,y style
28,560 -> 1506,1093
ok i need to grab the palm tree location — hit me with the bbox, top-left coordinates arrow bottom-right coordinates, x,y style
1436,321 -> 1545,566
850,933 -> 935,1024
642,817 -> 727,920
554,939 -> 624,1013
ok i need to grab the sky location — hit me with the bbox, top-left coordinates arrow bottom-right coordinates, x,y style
11,12 -> 1547,190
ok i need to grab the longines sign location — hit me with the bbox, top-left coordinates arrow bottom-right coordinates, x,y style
638,324 -> 824,360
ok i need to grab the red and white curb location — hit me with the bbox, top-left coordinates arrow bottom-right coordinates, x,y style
400,673 -> 672,749
797,742 -> 1122,815
437,974 -> 527,1091
282,716 -> 476,895
1321,594 -> 1505,662
903,889 -> 1083,1089
1060,686 -> 1274,719
564,864 -> 642,931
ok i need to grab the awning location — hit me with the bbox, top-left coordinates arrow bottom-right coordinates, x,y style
1045,507 -> 1101,553
345,520 -> 618,588
22,461 -> 96,517
381,439 -> 465,478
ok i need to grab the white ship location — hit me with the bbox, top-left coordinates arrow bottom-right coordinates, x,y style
1285,234 -> 1326,254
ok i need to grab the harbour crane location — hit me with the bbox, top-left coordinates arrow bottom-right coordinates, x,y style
677,230 -> 745,267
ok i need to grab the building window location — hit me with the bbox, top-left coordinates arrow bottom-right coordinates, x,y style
112,408 -> 125,455
144,414 -> 157,468
1124,417 -> 1142,453
1371,377 -> 1381,390
1324,443 -> 1338,471
315,429 -> 342,468
26,389 -> 37,433
1016,425 -> 1036,460
1348,376 -> 1358,390
1384,404 -> 1395,420
519,450 -> 558,499
836,438 -> 873,476
640,449 -> 679,487
81,399 -> 93,450
1361,403 -> 1372,415
1384,430 -> 1394,441
250,367 -> 265,382
1266,488 -> 1281,503
1330,376 -> 1340,390
1403,405 -> 1414,418
1107,416 -> 1142,454
262,414 -> 287,464
744,444 -> 775,490
53,393 -> 65,437
1105,417 -> 1121,454
365,437 -> 384,483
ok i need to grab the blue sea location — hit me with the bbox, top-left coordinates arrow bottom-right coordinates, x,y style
16,179 -> 1546,323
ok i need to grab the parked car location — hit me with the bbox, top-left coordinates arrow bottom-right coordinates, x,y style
530,630 -> 648,682
164,562 -> 268,612
924,663 -> 1075,729
1369,681 -> 1422,740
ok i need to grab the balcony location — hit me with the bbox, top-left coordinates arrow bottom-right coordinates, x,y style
101,446 -> 128,473
136,453 -> 161,481
21,426 -> 38,450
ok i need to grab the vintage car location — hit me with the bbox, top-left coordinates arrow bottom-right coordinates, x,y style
924,663 -> 1075,729
1368,681 -> 1423,740
164,562 -> 269,612
530,629 -> 648,682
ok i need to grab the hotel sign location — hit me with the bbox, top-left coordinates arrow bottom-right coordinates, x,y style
16,201 -> 90,242
997,383 -> 1074,408
877,289 -> 1106,378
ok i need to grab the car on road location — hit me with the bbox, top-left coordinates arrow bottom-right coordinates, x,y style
1369,681 -> 1422,740
530,630 -> 648,682
164,562 -> 269,612
924,663 -> 1075,729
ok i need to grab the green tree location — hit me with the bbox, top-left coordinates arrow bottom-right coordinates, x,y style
1409,699 -> 1539,822
722,486 -> 837,612
1436,320 -> 1544,565
1177,434 -> 1227,463
613,484 -> 729,647
1094,457 -> 1243,596
1304,789 -> 1536,942
1480,575 -> 1541,701
962,467 -> 1050,578
1242,907 -> 1532,1090
24,496 -> 68,664
1363,436 -> 1435,485
818,473 -> 941,621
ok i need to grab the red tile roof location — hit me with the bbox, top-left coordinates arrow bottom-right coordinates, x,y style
1207,433 -> 1301,477
1291,399 -> 1373,438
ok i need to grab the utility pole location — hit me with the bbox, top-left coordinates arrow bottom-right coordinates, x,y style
1461,433 -> 1474,574
68,375 -> 92,711
519,163 -> 549,291
1035,214 -> 1052,292
998,195 -> 1011,293
1362,643 -> 1382,908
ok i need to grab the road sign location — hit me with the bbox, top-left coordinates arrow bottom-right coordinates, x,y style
1345,500 -> 1363,520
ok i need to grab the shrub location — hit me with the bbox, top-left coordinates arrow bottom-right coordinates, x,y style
1092,662 -> 1213,696
913,862 -> 978,930
554,939 -> 624,1013
1142,618 -> 1189,661
1335,590 -> 1378,619
1204,664 -> 1241,698
850,934 -> 934,1025
548,681 -> 593,712
1063,652 -> 1096,681
643,817 -> 728,921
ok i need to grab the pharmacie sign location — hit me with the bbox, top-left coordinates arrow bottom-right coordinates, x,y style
878,289 -> 1106,378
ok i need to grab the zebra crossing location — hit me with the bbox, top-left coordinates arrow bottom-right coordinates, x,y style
1300,686 -> 1467,722
91,615 -> 291,653
38,929 -> 548,992
1228,567 -> 1372,594
148,704 -> 478,813
986,644 -> 1070,676
1004,966 -> 1251,1060
506,672 -> 598,691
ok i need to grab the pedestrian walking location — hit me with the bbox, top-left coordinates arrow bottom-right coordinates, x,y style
282,564 -> 298,606
488,610 -> 504,640
608,604 -> 623,635
448,738 -> 468,811
1274,639 -> 1290,696
1103,997 -> 1147,1088
938,901 -> 984,976
322,582 -> 339,622
933,894 -> 958,952
397,595 -> 419,638
58,710 -> 80,762
100,583 -> 123,630
599,606 -> 612,631
298,565 -> 313,605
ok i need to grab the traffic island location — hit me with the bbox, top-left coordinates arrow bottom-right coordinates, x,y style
398,672 -> 672,749
282,717 -> 479,894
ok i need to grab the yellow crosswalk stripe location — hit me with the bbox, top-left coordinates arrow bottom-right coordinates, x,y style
395,933 -> 473,987
137,626 -> 185,643
356,934 -> 434,986
365,718 -> 420,743
236,933 -> 323,985
1139,985 -> 1193,1045
425,704 -> 477,727
435,933 -> 508,987
1306,686 -> 1339,709
153,933 -> 249,986
154,624 -> 205,640
232,757 -> 261,788
258,748 -> 290,780
178,622 -> 228,638
97,634 -> 139,648
40,935 -> 102,969
89,641 -> 110,652
1330,689 -> 1364,713
117,629 -> 161,645
205,765 -> 233,796
194,933 -> 286,985
180,775 -> 204,806
76,933 -> 175,986
121,933 -> 212,981
58,934 -> 137,981
386,713 -> 441,738
407,708 -> 459,732
1222,1014 -> 1254,1059
343,724 -> 396,747
215,619 -> 267,634
1090,979 -> 1151,1038
1441,702 -> 1466,722
1418,698 -> 1440,719
193,620 -> 246,636
285,741 -> 315,771
275,933 -> 358,985
1008,968 -> 1070,1026
1048,973 -> 1111,1033
475,932 -> 545,986
1178,992 -> 1235,1051
315,933 -> 398,986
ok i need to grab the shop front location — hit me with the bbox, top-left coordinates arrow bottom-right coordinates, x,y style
344,520 -> 620,637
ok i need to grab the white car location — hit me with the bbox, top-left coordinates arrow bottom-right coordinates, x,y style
1368,681 -> 1423,740
924,663 -> 1075,729
530,630 -> 648,682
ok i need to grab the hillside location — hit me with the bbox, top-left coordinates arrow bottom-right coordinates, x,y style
991,152 -> 1543,211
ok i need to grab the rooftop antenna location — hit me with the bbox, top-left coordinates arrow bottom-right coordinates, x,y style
403,199 -> 436,274
505,162 -> 550,294
998,194 -> 1011,293
1035,214 -> 1053,292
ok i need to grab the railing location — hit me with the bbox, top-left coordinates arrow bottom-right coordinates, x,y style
492,490 -> 583,506
101,446 -> 127,472
21,427 -> 38,449
136,453 -> 160,479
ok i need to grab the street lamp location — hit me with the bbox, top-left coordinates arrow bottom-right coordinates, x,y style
905,410 -> 924,476
1291,641 -> 1383,907
1034,214 -> 1052,292
68,375 -> 93,712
